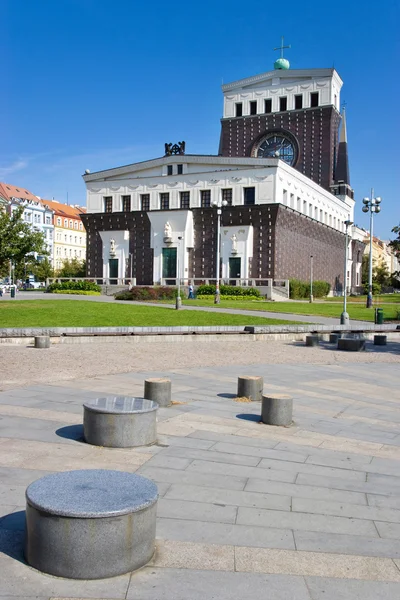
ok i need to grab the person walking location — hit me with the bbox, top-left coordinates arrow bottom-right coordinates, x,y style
188,283 -> 194,299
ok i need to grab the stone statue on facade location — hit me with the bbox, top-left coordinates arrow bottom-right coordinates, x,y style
110,238 -> 116,255
164,141 -> 186,156
164,222 -> 172,239
231,233 -> 238,254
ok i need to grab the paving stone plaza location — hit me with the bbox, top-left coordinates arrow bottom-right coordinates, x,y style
0,337 -> 399,599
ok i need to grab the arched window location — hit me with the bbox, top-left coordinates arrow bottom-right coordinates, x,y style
74,221 -> 78,229
69,220 -> 73,229
64,219 -> 68,227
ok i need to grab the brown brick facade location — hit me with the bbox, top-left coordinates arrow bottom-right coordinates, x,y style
83,205 -> 349,292
219,106 -> 341,192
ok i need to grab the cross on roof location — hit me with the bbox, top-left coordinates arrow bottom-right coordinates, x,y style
273,36 -> 291,59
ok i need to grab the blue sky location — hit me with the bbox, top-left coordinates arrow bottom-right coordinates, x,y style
2,0 -> 399,239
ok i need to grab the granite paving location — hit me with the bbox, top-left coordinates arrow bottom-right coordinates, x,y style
0,353 -> 399,598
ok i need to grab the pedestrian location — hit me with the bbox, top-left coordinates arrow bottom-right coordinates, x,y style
188,283 -> 194,299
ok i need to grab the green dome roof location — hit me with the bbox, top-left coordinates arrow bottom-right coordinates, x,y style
274,58 -> 290,70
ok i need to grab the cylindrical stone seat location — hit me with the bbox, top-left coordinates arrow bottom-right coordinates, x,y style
305,334 -> 319,347
374,335 -> 387,346
338,337 -> 365,351
83,397 -> 158,448
144,378 -> 172,407
34,336 -> 50,348
237,375 -> 263,401
261,394 -> 293,426
25,469 -> 158,579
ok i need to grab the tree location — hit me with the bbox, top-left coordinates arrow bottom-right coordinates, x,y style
0,207 -> 47,277
56,258 -> 86,277
374,260 -> 390,287
389,224 -> 400,258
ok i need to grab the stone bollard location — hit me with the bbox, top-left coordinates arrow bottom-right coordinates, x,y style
261,394 -> 293,426
305,335 -> 319,347
34,336 -> 50,349
374,335 -> 387,346
237,375 -> 263,401
338,338 -> 365,351
144,378 -> 172,407
329,333 -> 340,344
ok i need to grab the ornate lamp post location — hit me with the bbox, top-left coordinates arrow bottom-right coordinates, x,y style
211,198 -> 228,304
362,190 -> 382,308
340,220 -> 353,325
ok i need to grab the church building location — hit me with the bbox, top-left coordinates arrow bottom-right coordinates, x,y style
82,46 -> 363,293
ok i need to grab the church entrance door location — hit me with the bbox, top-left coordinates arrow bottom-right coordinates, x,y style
229,257 -> 241,286
109,258 -> 119,284
162,247 -> 177,285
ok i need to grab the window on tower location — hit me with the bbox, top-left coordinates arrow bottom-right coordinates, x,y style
244,187 -> 255,205
295,95 -> 303,110
180,191 -> 190,209
200,190 -> 211,207
167,165 -> 173,176
250,101 -> 257,115
221,188 -> 233,206
104,197 -> 113,213
235,103 -> 243,117
264,99 -> 272,114
279,97 -> 287,112
177,164 -> 183,175
122,195 -> 131,212
160,193 -> 170,210
310,92 -> 319,107
141,194 -> 150,211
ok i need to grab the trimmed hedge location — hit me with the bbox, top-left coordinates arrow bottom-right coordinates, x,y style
196,285 -> 261,297
115,286 -> 178,301
196,295 -> 262,301
289,279 -> 331,299
363,282 -> 382,295
52,290 -> 101,296
47,281 -> 101,293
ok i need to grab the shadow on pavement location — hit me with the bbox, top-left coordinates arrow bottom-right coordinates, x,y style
55,424 -> 85,442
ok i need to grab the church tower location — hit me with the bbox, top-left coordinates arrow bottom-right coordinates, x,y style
218,43 -> 344,193
331,106 -> 354,200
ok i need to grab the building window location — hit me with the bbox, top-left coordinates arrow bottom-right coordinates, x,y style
57,217 -> 61,226
122,195 -> 131,212
75,236 -> 77,243
79,237 -> 82,244
221,188 -> 233,206
160,193 -> 169,210
70,235 -> 72,243
74,221 -> 78,229
45,216 -> 51,225
177,164 -> 183,175
180,191 -> 190,209
104,197 -> 113,213
200,190 -> 211,207
167,165 -> 173,176
310,92 -> 319,107
79,222 -> 83,230
235,103 -> 243,117
141,194 -> 150,211
69,220 -> 73,228
295,95 -> 303,109
279,97 -> 287,112
244,187 -> 255,205
250,101 -> 257,115
264,99 -> 272,114
64,218 -> 68,226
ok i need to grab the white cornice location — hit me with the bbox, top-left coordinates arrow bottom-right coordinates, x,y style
222,68 -> 342,93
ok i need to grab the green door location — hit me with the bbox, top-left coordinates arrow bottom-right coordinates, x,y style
229,257 -> 241,285
109,258 -> 119,284
162,247 -> 177,284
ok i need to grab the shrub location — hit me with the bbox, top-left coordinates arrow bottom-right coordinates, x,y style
47,280 -> 101,293
363,282 -> 382,295
196,294 -> 262,301
289,279 -> 331,299
196,285 -> 261,297
114,286 -> 178,301
52,290 -> 101,296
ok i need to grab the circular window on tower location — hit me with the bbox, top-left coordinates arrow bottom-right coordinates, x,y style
251,131 -> 298,167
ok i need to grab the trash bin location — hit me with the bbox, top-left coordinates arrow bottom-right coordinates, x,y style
10,286 -> 15,298
375,308 -> 384,325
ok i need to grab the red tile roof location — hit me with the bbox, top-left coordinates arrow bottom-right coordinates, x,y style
0,182 -> 38,202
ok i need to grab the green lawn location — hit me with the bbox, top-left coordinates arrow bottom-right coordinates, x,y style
172,298 -> 400,322
0,300 -> 299,328
321,294 -> 400,304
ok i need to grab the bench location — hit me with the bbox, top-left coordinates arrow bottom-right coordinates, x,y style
24,469 -> 158,579
83,396 -> 158,448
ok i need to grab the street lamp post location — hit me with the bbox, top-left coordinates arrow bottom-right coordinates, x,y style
211,198 -> 228,304
309,255 -> 313,303
175,236 -> 183,310
362,190 -> 382,308
340,219 -> 353,325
